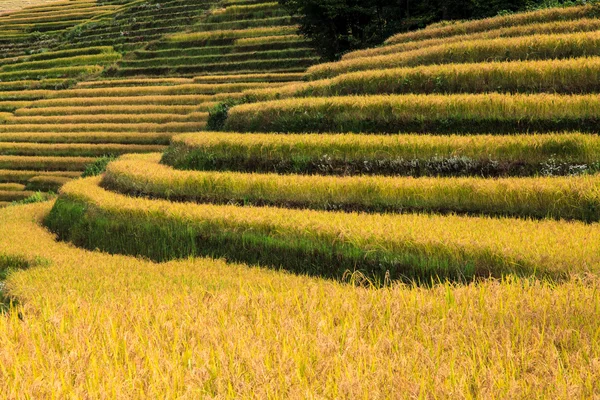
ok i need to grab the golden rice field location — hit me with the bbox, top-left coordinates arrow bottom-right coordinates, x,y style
1,0 -> 600,396
0,0 -> 60,13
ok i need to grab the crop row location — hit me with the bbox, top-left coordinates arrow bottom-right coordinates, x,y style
3,202 -> 600,397
308,31 -> 600,79
165,26 -> 299,45
0,143 -> 165,157
0,156 -> 94,171
45,176 -> 600,282
114,58 -> 317,76
224,93 -> 600,134
0,190 -> 35,202
0,52 -> 121,72
247,57 -> 600,98
0,122 -> 207,133
245,57 -> 600,100
0,65 -> 103,82
0,132 -> 173,145
15,104 -> 213,116
42,83 -> 279,98
164,132 -> 600,177
0,169 -> 81,183
344,17 -> 600,61
384,4 -> 598,45
5,112 -> 209,125
118,49 -> 315,68
106,154 -> 600,222
27,93 -> 241,107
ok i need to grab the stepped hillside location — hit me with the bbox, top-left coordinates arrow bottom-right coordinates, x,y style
1,2 -> 600,397
0,0 -> 318,204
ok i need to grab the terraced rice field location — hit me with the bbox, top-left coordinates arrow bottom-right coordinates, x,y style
1,0 -> 600,396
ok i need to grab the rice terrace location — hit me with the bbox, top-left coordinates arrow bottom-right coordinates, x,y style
0,0 -> 600,396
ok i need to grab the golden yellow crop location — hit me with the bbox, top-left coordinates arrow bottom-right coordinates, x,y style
247,57 -> 600,98
0,156 -> 95,171
193,72 -> 306,83
385,4 -> 597,45
0,0 -> 71,12
343,17 -> 600,60
169,131 -> 600,165
234,33 -> 305,46
167,26 -> 298,43
0,142 -> 165,156
0,122 -> 207,133
0,183 -> 24,191
14,105 -> 205,116
6,112 -> 208,125
225,93 -> 600,134
105,154 -> 600,221
52,176 -> 600,279
29,93 -> 241,107
0,169 -> 80,183
0,203 -> 597,396
47,83 -> 277,98
308,31 -> 600,79
75,77 -> 195,88
0,131 -> 174,145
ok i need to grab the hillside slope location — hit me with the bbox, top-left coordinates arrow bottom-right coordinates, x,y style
1,2 -> 600,396
0,0 -> 318,203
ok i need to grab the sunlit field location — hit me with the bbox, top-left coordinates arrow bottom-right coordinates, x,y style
1,0 -> 600,396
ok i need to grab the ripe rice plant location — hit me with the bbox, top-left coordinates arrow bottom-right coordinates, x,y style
0,90 -> 52,100
164,132 -> 600,177
235,34 -> 305,46
0,132 -> 173,145
0,66 -> 103,82
0,183 -> 25,191
246,57 -> 600,99
343,17 -> 600,61
0,53 -> 121,72
0,122 -> 207,133
385,4 -> 600,45
75,78 -> 196,88
167,26 -> 299,44
0,156 -> 95,171
14,105 -> 205,116
193,72 -> 305,83
105,154 -> 600,222
0,204 -> 598,396
224,93 -> 600,134
308,31 -> 600,79
47,83 -> 276,98
46,176 -> 600,282
0,169 -> 80,183
6,112 -> 208,125
29,93 -> 242,107
0,143 -> 165,157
